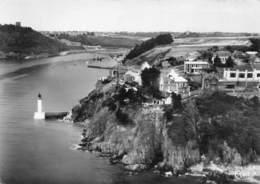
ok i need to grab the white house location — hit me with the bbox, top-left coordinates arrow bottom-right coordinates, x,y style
160,69 -> 189,94
124,70 -> 142,85
184,60 -> 210,74
141,62 -> 151,71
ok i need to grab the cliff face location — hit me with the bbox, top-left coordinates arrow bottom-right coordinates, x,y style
72,82 -> 201,172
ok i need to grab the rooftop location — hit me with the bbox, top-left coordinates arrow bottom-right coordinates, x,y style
185,60 -> 209,64
167,69 -> 187,82
229,64 -> 253,71
215,50 -> 232,57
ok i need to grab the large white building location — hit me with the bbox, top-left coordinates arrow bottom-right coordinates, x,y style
160,69 -> 189,94
184,60 -> 210,74
222,64 -> 260,82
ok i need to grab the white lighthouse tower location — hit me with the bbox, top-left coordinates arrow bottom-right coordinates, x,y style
34,93 -> 45,119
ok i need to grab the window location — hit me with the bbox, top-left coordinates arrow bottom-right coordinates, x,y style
230,73 -> 236,78
239,73 -> 245,78
226,84 -> 235,89
257,73 -> 260,78
247,73 -> 253,78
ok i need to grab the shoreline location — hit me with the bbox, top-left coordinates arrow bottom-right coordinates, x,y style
75,138 -> 260,184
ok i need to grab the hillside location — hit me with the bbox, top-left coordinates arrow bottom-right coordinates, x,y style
54,33 -> 141,48
0,24 -> 68,58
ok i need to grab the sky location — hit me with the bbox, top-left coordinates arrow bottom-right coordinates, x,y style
1,0 -> 260,32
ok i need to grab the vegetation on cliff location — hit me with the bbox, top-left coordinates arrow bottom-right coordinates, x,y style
165,92 -> 260,165
0,24 -> 68,58
124,34 -> 173,61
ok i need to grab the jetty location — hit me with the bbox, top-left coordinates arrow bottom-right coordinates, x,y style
87,65 -> 113,70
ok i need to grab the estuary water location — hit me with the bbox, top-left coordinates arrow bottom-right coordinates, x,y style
0,53 -> 205,184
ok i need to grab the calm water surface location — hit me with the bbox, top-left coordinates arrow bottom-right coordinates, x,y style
0,54 -> 203,184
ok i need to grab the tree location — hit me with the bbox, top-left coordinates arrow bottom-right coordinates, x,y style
141,67 -> 160,89
171,92 -> 183,112
213,55 -> 222,67
180,100 -> 204,153
141,67 -> 161,97
225,56 -> 234,68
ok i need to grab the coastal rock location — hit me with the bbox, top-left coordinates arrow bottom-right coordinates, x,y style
124,164 -> 147,171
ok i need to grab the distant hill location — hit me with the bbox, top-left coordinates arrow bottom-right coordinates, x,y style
0,24 -> 68,58
175,31 -> 260,38
53,33 -> 141,48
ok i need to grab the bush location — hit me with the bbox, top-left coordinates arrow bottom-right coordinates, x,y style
116,109 -> 132,125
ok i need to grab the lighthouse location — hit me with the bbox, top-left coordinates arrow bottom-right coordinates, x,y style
34,93 -> 45,119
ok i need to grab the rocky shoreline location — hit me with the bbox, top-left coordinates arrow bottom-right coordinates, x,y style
73,125 -> 260,184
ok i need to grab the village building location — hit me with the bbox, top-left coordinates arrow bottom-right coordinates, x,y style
160,69 -> 189,94
222,64 -> 260,82
124,70 -> 142,85
218,63 -> 260,91
141,62 -> 151,71
109,65 -> 128,79
184,60 -> 210,74
202,73 -> 219,92
246,51 -> 258,57
161,60 -> 170,68
212,51 -> 232,64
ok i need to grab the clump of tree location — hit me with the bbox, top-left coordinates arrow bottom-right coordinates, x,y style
141,67 -> 161,97
163,92 -> 183,121
224,45 -> 250,53
198,50 -> 213,63
124,34 -> 173,60
213,56 -> 234,68
166,57 -> 184,66
250,38 -> 260,52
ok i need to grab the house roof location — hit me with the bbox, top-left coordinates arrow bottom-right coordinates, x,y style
125,70 -> 140,77
231,64 -> 253,71
163,69 -> 187,83
252,63 -> 260,70
185,51 -> 201,61
215,51 -> 232,57
185,60 -> 209,65
246,51 -> 258,55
